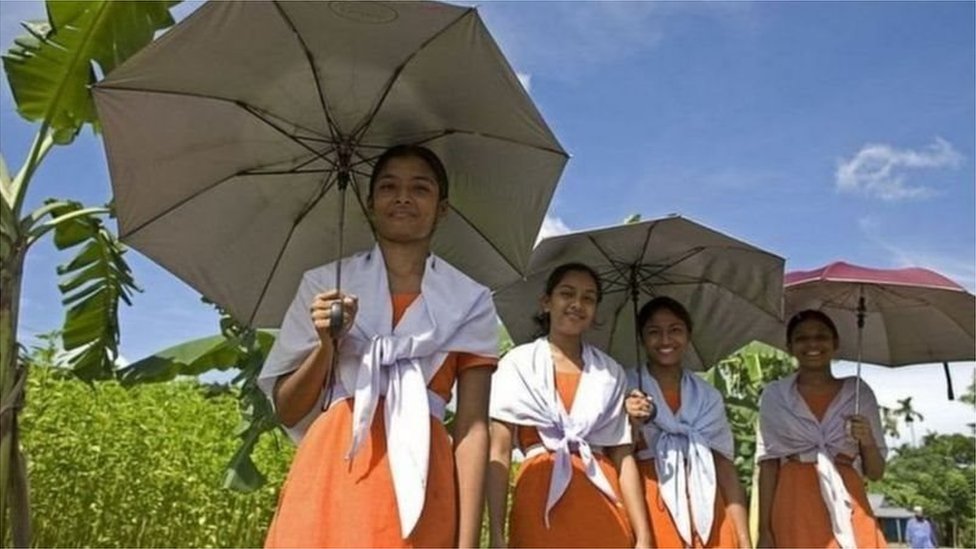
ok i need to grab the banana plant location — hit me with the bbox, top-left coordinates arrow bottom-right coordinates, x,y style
0,1 -> 178,544
119,300 -> 278,492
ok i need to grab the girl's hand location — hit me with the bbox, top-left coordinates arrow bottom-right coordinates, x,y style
625,389 -> 655,423
845,414 -> 874,446
310,290 -> 358,342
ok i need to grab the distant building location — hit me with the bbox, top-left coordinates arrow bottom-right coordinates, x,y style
870,493 -> 915,544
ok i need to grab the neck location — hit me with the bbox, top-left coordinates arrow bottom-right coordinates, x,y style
796,367 -> 836,385
647,361 -> 682,387
548,332 -> 583,362
378,239 -> 429,293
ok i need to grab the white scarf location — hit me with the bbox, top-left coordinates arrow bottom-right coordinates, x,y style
757,374 -> 887,549
629,367 -> 734,546
489,338 -> 631,527
258,245 -> 498,537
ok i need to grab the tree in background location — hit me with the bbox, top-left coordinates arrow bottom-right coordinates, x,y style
0,2 -> 178,544
872,432 -> 975,548
699,341 -> 795,490
893,396 -> 925,447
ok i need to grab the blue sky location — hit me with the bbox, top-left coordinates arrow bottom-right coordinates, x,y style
1,1 -> 973,444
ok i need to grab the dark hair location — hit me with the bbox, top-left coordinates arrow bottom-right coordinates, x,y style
533,262 -> 603,336
368,144 -> 449,201
636,296 -> 693,335
786,309 -> 840,345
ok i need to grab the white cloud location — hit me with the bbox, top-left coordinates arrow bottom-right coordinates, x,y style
516,72 -> 531,93
835,138 -> 963,201
535,214 -> 571,245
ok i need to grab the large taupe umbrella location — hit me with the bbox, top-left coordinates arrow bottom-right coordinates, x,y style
92,0 -> 567,327
494,216 -> 785,372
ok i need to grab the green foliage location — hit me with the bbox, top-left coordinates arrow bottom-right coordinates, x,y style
21,352 -> 292,547
121,299 -> 278,492
871,433 -> 976,548
46,200 -> 140,381
2,0 -> 176,143
700,341 -> 795,490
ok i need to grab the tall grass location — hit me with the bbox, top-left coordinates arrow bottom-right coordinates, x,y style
22,366 -> 292,547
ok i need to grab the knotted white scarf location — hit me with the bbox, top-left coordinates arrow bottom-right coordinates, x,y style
630,367 -> 734,546
258,245 -> 498,537
757,374 -> 887,549
489,338 -> 631,527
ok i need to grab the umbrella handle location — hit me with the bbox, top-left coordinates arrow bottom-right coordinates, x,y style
329,301 -> 345,339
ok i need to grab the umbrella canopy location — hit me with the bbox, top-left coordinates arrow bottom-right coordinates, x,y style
784,261 -> 976,366
494,216 -> 785,370
92,0 -> 567,327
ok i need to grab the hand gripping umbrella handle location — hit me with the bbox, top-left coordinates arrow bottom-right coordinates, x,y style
330,301 -> 345,339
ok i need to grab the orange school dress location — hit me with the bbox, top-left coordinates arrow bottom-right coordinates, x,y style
265,294 -> 495,548
508,370 -> 634,548
638,388 -> 741,548
769,391 -> 887,548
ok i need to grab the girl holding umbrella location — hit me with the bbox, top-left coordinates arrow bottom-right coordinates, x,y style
258,145 -> 499,548
487,263 -> 652,548
624,296 -> 752,548
756,310 -> 887,548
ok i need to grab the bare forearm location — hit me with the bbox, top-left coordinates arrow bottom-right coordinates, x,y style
274,342 -> 332,426
757,460 -> 779,547
455,419 -> 489,548
454,367 -> 492,548
609,447 -> 651,547
859,442 -> 885,481
716,455 -> 751,548
487,421 -> 513,548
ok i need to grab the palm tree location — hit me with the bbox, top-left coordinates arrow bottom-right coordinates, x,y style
893,397 -> 924,447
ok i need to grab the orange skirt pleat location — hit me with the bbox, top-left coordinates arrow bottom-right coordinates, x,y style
265,398 -> 456,548
508,452 -> 634,548
639,460 -> 740,548
771,461 -> 887,548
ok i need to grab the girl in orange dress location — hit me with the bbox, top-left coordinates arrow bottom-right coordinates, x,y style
257,145 -> 498,548
487,263 -> 651,548
624,296 -> 752,548
757,309 -> 888,548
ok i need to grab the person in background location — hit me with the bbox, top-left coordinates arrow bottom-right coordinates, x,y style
906,506 -> 938,549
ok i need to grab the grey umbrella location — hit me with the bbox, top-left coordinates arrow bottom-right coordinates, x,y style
494,216 -> 785,372
92,0 -> 567,328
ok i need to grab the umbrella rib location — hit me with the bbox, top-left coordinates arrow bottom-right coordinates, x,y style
447,203 -> 523,281
350,8 -> 477,140
239,103 -> 339,165
93,85 -> 333,143
271,0 -> 342,143
122,162 -> 322,240
247,170 -> 342,325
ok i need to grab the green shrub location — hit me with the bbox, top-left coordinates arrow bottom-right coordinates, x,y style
21,365 -> 293,547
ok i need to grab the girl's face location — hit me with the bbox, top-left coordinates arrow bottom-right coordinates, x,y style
542,270 -> 600,338
641,308 -> 689,369
788,318 -> 838,371
369,155 -> 447,244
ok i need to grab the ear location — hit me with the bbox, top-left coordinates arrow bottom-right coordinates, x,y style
436,198 -> 449,219
539,294 -> 551,313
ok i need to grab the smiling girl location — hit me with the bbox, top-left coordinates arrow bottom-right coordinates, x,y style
487,263 -> 651,548
624,296 -> 751,548
756,309 -> 887,548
